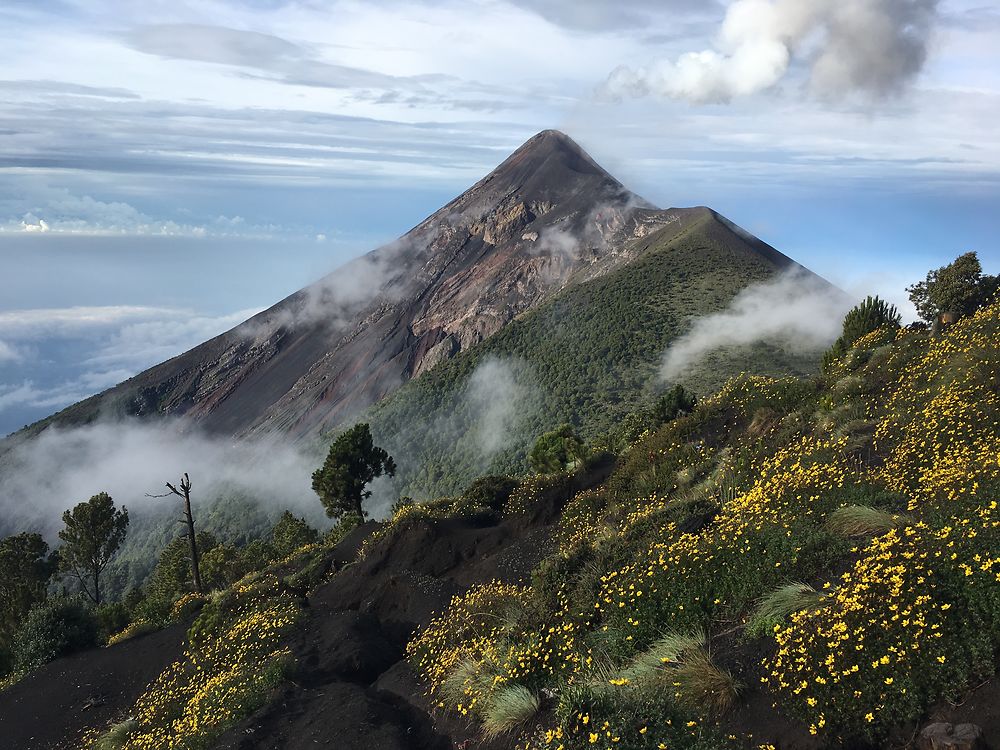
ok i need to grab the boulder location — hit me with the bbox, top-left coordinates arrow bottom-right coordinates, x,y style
917,722 -> 986,750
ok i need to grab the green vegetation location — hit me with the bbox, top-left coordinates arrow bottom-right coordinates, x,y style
12,598 -> 98,671
5,251 -> 1000,749
58,492 -> 129,605
822,295 -> 900,370
907,250 -> 998,322
403,255 -> 1000,747
529,423 -> 586,474
270,511 -> 319,558
312,423 -> 396,519
0,532 -> 55,673
652,384 -> 698,425
824,504 -> 911,537
368,211 -> 822,499
745,583 -> 823,639
482,684 -> 541,739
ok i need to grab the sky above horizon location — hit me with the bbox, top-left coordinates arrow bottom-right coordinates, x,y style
1,0 -> 999,435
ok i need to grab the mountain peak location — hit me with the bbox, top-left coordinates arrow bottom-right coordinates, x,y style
450,129 -> 637,221
514,129 -> 589,158
494,129 -> 610,183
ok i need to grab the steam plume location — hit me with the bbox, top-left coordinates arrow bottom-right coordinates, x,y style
603,0 -> 939,103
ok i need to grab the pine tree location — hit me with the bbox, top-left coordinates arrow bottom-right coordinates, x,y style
312,424 -> 396,519
58,493 -> 129,605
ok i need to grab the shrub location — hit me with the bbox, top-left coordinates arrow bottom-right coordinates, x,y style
125,594 -> 301,748
461,475 -> 517,511
652,385 -> 697,425
529,424 -> 586,474
766,521 -> 1000,740
270,511 -> 319,558
12,598 -> 99,671
552,673 -> 733,750
171,592 -> 207,622
823,296 -> 901,371
95,601 -> 131,643
388,496 -> 414,516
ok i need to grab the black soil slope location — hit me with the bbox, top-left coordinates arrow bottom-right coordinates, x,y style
215,459 -> 613,750
0,624 -> 186,750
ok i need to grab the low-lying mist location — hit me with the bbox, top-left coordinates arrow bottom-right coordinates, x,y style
660,269 -> 853,382
0,419 -> 326,540
0,353 -> 535,541
369,355 -> 534,511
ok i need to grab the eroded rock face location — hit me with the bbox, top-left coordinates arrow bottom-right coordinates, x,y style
917,722 -> 986,750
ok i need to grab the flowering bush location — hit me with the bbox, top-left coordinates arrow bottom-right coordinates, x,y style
107,620 -> 158,647
119,595 -> 300,749
170,593 -> 207,622
767,518 -> 1000,738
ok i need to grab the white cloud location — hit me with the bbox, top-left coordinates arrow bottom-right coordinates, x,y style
0,380 -> 99,412
89,308 -> 260,370
602,0 -> 940,104
0,340 -> 22,364
0,189 -> 293,238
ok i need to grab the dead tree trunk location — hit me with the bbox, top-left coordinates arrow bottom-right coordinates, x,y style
164,473 -> 203,595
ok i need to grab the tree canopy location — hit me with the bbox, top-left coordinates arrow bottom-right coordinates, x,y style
58,492 -> 129,605
270,511 -> 319,558
312,423 -> 396,519
528,424 -> 586,474
907,252 -> 999,323
0,532 -> 56,672
652,385 -> 698,426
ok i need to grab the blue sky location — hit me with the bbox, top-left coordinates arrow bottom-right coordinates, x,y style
0,0 -> 998,435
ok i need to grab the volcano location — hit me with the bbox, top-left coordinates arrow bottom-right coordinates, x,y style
10,130 -> 813,445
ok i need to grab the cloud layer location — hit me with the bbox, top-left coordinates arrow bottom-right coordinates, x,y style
0,305 -> 259,435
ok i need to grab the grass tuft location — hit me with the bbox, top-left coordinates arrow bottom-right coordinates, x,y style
440,656 -> 499,710
745,583 -> 824,638
620,632 -> 705,684
89,719 -> 137,750
673,648 -> 740,716
825,505 -> 911,537
482,684 -> 540,739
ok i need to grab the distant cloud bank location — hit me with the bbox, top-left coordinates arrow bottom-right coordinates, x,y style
0,189 -> 300,238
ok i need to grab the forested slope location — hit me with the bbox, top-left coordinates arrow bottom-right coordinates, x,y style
368,208 -> 831,499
